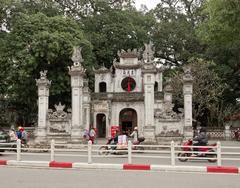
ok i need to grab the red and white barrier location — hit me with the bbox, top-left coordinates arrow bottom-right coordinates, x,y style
0,159 -> 239,174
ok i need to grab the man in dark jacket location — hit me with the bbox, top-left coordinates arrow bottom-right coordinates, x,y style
192,127 -> 208,155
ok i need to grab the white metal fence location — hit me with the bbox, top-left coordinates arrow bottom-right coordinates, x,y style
0,139 -> 240,167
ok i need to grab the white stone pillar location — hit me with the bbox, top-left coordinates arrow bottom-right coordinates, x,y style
35,70 -> 51,143
141,43 -> 157,143
143,72 -> 156,143
183,68 -> 193,138
69,47 -> 86,143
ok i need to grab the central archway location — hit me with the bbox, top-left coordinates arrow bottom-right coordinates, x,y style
119,108 -> 137,136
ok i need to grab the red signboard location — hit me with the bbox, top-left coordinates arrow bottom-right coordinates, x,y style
111,125 -> 119,138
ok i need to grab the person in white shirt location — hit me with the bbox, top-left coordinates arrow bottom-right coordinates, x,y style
130,127 -> 138,144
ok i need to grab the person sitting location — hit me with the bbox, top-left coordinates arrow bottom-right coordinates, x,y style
107,130 -> 120,145
192,127 -> 208,156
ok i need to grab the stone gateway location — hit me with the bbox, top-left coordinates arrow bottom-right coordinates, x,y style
35,44 -> 193,144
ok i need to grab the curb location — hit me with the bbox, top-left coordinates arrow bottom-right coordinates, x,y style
49,161 -> 72,168
207,166 -> 239,174
73,163 -> 122,170
0,160 -> 239,174
7,160 -> 49,167
0,160 -> 7,165
151,165 -> 206,172
123,164 -> 151,170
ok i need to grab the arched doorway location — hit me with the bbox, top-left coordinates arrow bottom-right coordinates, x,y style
119,108 -> 137,136
96,113 -> 106,138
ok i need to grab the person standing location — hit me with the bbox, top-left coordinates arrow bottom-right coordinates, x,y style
21,127 -> 28,144
130,127 -> 138,144
16,127 -> 23,140
83,129 -> 89,139
89,128 -> 96,144
9,128 -> 17,142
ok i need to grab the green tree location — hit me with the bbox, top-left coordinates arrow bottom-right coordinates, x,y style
82,9 -> 154,67
197,0 -> 240,106
171,59 -> 227,127
54,0 -> 153,67
0,13 -> 92,126
151,0 -> 204,66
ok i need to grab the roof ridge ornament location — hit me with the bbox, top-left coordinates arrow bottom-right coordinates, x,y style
117,49 -> 139,58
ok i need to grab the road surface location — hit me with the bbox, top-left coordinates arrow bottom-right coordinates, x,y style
0,167 -> 239,188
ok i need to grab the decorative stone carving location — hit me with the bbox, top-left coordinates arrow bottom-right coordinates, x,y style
48,102 -> 68,119
68,47 -> 86,75
47,103 -> 71,134
71,46 -> 84,65
40,70 -> 48,79
164,78 -> 173,92
183,67 -> 193,82
143,42 -> 155,63
36,70 -> 51,86
49,123 -> 68,133
117,49 -> 139,58
154,103 -> 183,120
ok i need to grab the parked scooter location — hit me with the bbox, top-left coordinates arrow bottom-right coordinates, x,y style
177,139 -> 217,162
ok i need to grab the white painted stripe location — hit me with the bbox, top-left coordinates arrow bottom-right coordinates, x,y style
73,163 -> 122,170
151,165 -> 207,172
7,160 -> 49,167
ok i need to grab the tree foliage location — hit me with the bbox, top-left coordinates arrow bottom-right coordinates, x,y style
0,0 -> 239,128
151,0 -> 204,66
82,8 -> 154,67
171,59 -> 227,127
0,12 -> 92,126
197,0 -> 240,106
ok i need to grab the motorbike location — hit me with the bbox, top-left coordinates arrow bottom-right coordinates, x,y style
177,139 -> 217,163
233,129 -> 240,141
10,139 -> 29,152
98,138 -> 145,155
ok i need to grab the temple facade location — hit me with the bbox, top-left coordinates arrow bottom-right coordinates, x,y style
35,44 -> 193,144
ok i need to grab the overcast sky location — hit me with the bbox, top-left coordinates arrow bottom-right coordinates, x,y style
135,0 -> 160,10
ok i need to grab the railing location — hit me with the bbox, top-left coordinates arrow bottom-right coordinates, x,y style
0,140 -> 240,167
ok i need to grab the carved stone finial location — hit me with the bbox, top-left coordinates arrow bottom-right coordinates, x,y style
69,47 -> 86,75
40,70 -> 48,79
36,70 -> 51,86
71,47 -> 84,66
183,67 -> 193,82
164,78 -> 173,92
143,42 -> 155,63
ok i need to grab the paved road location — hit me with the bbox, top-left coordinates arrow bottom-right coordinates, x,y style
0,167 -> 239,188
